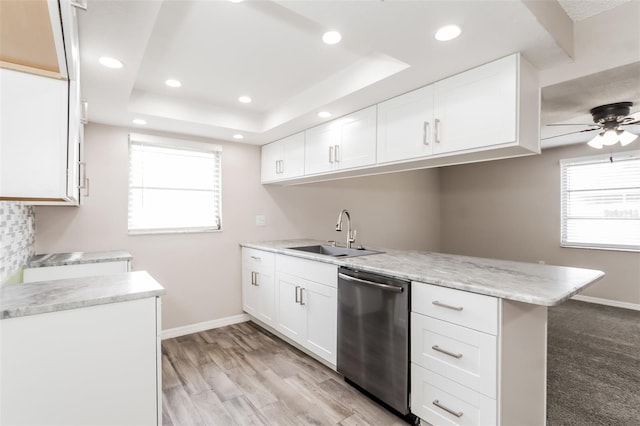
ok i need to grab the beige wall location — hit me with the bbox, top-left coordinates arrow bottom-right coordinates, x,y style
439,143 -> 640,305
34,123 -> 441,330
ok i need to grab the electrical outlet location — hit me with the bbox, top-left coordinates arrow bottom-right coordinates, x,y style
255,215 -> 266,226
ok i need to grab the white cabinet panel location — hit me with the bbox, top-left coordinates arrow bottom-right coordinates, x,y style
261,132 -> 305,183
275,272 -> 307,342
412,282 -> 498,335
411,365 -> 496,426
0,297 -> 160,425
0,69 -> 68,200
304,280 -> 337,365
305,106 -> 376,176
377,84 -> 434,163
242,248 -> 276,326
411,313 -> 497,398
433,55 -> 518,155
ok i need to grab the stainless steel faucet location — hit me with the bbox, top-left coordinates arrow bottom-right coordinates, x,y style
335,209 -> 356,248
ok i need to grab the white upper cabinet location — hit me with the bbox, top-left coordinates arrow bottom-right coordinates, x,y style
305,106 -> 377,176
0,0 -> 84,204
433,54 -> 518,155
377,84 -> 434,164
261,132 -> 305,183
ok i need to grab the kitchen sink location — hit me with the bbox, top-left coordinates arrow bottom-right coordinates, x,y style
287,244 -> 383,258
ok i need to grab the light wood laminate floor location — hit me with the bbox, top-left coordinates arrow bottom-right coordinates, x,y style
161,321 -> 408,425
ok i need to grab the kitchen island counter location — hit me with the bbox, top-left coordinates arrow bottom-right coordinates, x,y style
241,239 -> 604,306
0,271 -> 165,319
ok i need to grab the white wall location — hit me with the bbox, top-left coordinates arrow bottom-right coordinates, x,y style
34,123 -> 441,329
439,143 -> 640,306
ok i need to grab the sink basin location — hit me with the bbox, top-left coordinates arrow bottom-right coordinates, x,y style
287,244 -> 383,258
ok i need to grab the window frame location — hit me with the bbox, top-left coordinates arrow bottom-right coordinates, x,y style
559,150 -> 640,252
128,133 -> 222,235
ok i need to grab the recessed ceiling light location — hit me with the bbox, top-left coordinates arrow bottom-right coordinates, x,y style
98,56 -> 123,69
233,134 -> 244,140
318,111 -> 332,118
435,25 -> 462,41
238,96 -> 252,104
165,79 -> 182,88
322,31 -> 342,45
132,118 -> 147,125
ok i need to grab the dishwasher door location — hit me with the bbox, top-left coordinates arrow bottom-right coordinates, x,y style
337,267 -> 410,415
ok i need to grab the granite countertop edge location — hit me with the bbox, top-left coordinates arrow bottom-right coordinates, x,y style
0,271 -> 165,320
241,239 -> 605,307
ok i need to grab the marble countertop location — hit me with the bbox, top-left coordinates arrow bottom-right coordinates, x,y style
26,250 -> 133,268
242,239 -> 605,307
0,271 -> 165,319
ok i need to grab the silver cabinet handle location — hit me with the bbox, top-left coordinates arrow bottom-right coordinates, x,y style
334,145 -> 340,162
83,178 -> 90,197
250,271 -> 255,285
329,146 -> 334,163
338,273 -> 404,293
80,99 -> 88,124
279,160 -> 284,174
435,118 -> 441,144
423,121 -> 430,146
432,300 -> 463,311
250,256 -> 261,261
295,286 -> 301,303
432,345 -> 463,359
275,160 -> 279,174
433,400 -> 463,418
300,288 -> 306,305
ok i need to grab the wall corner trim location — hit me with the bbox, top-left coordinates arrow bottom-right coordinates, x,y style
161,313 -> 250,340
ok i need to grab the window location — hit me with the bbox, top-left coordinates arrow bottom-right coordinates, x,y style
560,151 -> 639,251
128,134 -> 222,234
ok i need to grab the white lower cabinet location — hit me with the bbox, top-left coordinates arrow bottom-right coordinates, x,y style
275,254 -> 337,365
242,248 -> 276,327
411,282 -> 547,426
0,297 -> 161,425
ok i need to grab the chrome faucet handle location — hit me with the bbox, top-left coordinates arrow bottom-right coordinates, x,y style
327,240 -> 337,247
347,230 -> 357,248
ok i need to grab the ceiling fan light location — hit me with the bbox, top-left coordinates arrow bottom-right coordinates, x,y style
617,129 -> 638,146
587,133 -> 605,149
601,129 -> 619,146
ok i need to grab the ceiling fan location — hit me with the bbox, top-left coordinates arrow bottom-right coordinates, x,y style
546,101 -> 639,149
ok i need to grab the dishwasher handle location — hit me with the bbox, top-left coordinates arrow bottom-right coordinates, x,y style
338,273 -> 404,293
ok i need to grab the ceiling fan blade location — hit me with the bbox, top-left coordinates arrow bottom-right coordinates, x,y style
541,127 -> 599,140
621,119 -> 640,126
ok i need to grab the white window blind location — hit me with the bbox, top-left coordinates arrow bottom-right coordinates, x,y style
560,151 -> 640,251
128,135 -> 222,234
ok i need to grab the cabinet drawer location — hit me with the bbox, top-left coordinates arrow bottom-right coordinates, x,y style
411,364 -> 496,426
411,313 -> 496,398
276,254 -> 337,288
242,248 -> 275,274
412,282 -> 498,335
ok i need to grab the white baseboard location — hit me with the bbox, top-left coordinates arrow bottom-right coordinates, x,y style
161,313 -> 250,340
570,294 -> 640,311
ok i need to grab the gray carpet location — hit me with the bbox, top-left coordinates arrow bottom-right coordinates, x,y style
547,300 -> 640,425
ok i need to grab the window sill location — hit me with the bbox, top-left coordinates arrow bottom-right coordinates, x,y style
561,243 -> 639,253
128,227 -> 222,236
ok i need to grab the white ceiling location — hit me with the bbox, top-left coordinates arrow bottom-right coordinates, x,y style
78,0 -> 640,147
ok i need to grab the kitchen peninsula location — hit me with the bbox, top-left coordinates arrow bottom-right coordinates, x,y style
241,239 -> 604,425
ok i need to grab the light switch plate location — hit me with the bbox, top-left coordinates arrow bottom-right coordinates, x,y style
255,215 -> 266,226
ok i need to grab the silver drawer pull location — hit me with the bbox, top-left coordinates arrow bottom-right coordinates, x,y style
432,300 -> 463,311
250,256 -> 261,261
433,400 -> 463,418
432,345 -> 463,359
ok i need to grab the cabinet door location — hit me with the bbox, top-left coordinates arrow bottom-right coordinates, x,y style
261,142 -> 282,183
305,121 -> 340,175
242,265 -> 260,318
336,106 -> 377,170
0,68 -> 68,200
304,281 -> 337,365
433,55 -> 517,155
256,270 -> 276,326
275,273 -> 306,342
377,85 -> 434,163
281,132 -> 305,179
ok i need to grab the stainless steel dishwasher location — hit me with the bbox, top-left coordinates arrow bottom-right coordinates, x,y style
337,267 -> 414,422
